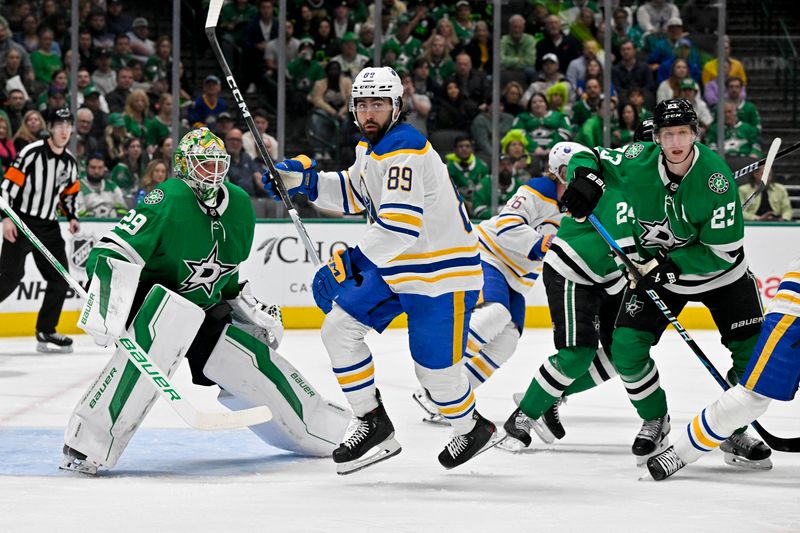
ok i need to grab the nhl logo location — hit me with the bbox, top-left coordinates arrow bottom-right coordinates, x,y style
625,143 -> 644,159
70,234 -> 96,270
708,173 -> 729,194
143,189 -> 164,205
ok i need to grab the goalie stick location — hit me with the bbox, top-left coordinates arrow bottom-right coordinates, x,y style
588,214 -> 800,453
205,0 -> 321,267
741,137 -> 781,209
0,195 -> 272,431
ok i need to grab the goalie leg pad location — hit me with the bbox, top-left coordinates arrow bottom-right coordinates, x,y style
205,325 -> 351,456
78,256 -> 142,346
64,285 -> 204,470
674,384 -> 772,465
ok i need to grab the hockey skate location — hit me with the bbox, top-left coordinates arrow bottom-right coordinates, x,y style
59,445 -> 99,475
498,408 -> 534,452
511,393 -> 566,444
412,388 -> 448,426
646,445 -> 686,481
36,331 -> 73,354
333,390 -> 401,475
632,415 -> 670,466
720,431 -> 773,470
438,411 -> 504,469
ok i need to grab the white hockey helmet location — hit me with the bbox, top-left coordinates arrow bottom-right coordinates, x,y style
548,142 -> 592,183
350,66 -> 403,126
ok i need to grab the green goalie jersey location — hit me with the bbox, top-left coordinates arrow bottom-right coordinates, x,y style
544,146 -> 636,295
86,179 -> 256,309
581,141 -> 748,295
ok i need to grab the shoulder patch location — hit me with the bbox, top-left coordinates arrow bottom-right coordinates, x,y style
625,143 -> 644,159
708,173 -> 729,194
143,189 -> 164,205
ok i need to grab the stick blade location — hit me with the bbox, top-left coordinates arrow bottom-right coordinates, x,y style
205,0 -> 225,29
760,137 -> 782,191
181,405 -> 273,431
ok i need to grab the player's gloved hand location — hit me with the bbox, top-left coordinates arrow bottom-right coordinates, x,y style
262,155 -> 319,201
227,281 -> 284,349
560,166 -> 605,221
527,234 -> 554,261
312,248 -> 359,313
630,250 -> 680,291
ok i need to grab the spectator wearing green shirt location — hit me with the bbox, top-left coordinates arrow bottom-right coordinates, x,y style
30,27 -> 61,84
144,36 -> 172,82
570,77 -> 602,128
111,33 -> 134,70
145,93 -> 172,148
286,39 -> 325,114
445,135 -> 489,207
611,102 -> 638,148
500,14 -> 537,83
513,92 -> 571,152
452,1 -> 476,46
472,154 -> 527,219
727,76 -> 761,133
110,137 -> 146,195
356,23 -> 375,59
220,0 -> 257,45
383,14 -> 423,73
707,101 -> 764,159
423,34 -> 455,96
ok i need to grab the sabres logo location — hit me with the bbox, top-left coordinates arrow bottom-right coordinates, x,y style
143,189 -> 164,205
708,173 -> 729,194
625,142 -> 644,159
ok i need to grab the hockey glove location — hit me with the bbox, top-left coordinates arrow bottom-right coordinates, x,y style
262,155 -> 319,201
631,250 -> 681,291
527,234 -> 554,261
312,248 -> 360,313
227,281 -> 284,349
560,166 -> 605,220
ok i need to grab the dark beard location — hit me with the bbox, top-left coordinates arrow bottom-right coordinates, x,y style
359,119 -> 392,146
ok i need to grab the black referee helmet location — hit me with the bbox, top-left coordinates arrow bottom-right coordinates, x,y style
47,107 -> 74,127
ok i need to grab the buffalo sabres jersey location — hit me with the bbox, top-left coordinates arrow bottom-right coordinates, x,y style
768,255 -> 800,317
85,179 -> 255,309
315,123 -> 482,296
476,177 -> 563,294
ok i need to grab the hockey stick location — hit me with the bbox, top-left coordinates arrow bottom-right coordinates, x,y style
734,137 -> 797,184
588,214 -> 800,452
205,0 -> 321,267
741,137 -> 781,209
0,196 -> 272,430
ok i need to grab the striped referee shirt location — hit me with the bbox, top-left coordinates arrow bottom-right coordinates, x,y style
1,139 -> 79,221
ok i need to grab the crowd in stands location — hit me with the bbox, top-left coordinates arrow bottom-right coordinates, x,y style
0,0 -> 785,221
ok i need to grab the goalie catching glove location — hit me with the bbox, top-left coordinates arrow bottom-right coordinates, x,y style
227,281 -> 284,349
262,155 -> 319,201
629,250 -> 681,291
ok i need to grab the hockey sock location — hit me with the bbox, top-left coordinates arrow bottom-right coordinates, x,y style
322,306 -> 377,416
463,303 -> 514,388
564,348 -> 617,396
674,385 -> 772,464
519,346 -> 595,419
416,363 -> 476,434
619,359 -> 668,421
726,333 -> 761,380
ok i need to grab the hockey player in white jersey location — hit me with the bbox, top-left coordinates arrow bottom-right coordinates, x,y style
647,255 -> 800,480
60,128 -> 351,475
264,66 -> 502,474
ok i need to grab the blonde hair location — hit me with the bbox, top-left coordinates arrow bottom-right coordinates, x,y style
124,89 -> 150,119
140,158 -> 168,193
12,110 -> 46,144
0,114 -> 11,139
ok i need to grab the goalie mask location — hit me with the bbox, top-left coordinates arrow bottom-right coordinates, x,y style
173,127 -> 230,203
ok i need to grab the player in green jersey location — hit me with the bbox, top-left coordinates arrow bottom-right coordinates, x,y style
561,99 -> 771,468
60,128 -> 350,475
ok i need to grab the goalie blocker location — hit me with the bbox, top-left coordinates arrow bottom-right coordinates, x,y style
62,284 -> 351,474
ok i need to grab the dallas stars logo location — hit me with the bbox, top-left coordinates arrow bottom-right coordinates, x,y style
179,242 -> 236,298
638,216 -> 689,249
625,295 -> 643,317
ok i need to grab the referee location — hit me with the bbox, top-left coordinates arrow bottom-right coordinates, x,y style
0,107 -> 80,353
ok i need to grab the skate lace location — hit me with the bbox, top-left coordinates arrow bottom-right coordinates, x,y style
446,434 -> 470,458
653,449 -> 684,475
550,397 -> 565,423
728,432 -> 759,452
638,418 -> 664,440
515,410 -> 534,432
342,419 -> 371,450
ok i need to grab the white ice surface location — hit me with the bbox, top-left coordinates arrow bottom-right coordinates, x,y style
0,329 -> 798,532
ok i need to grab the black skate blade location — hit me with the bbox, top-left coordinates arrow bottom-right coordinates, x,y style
336,438 -> 402,475
421,414 -> 450,426
635,437 -> 670,467
723,452 -> 773,470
